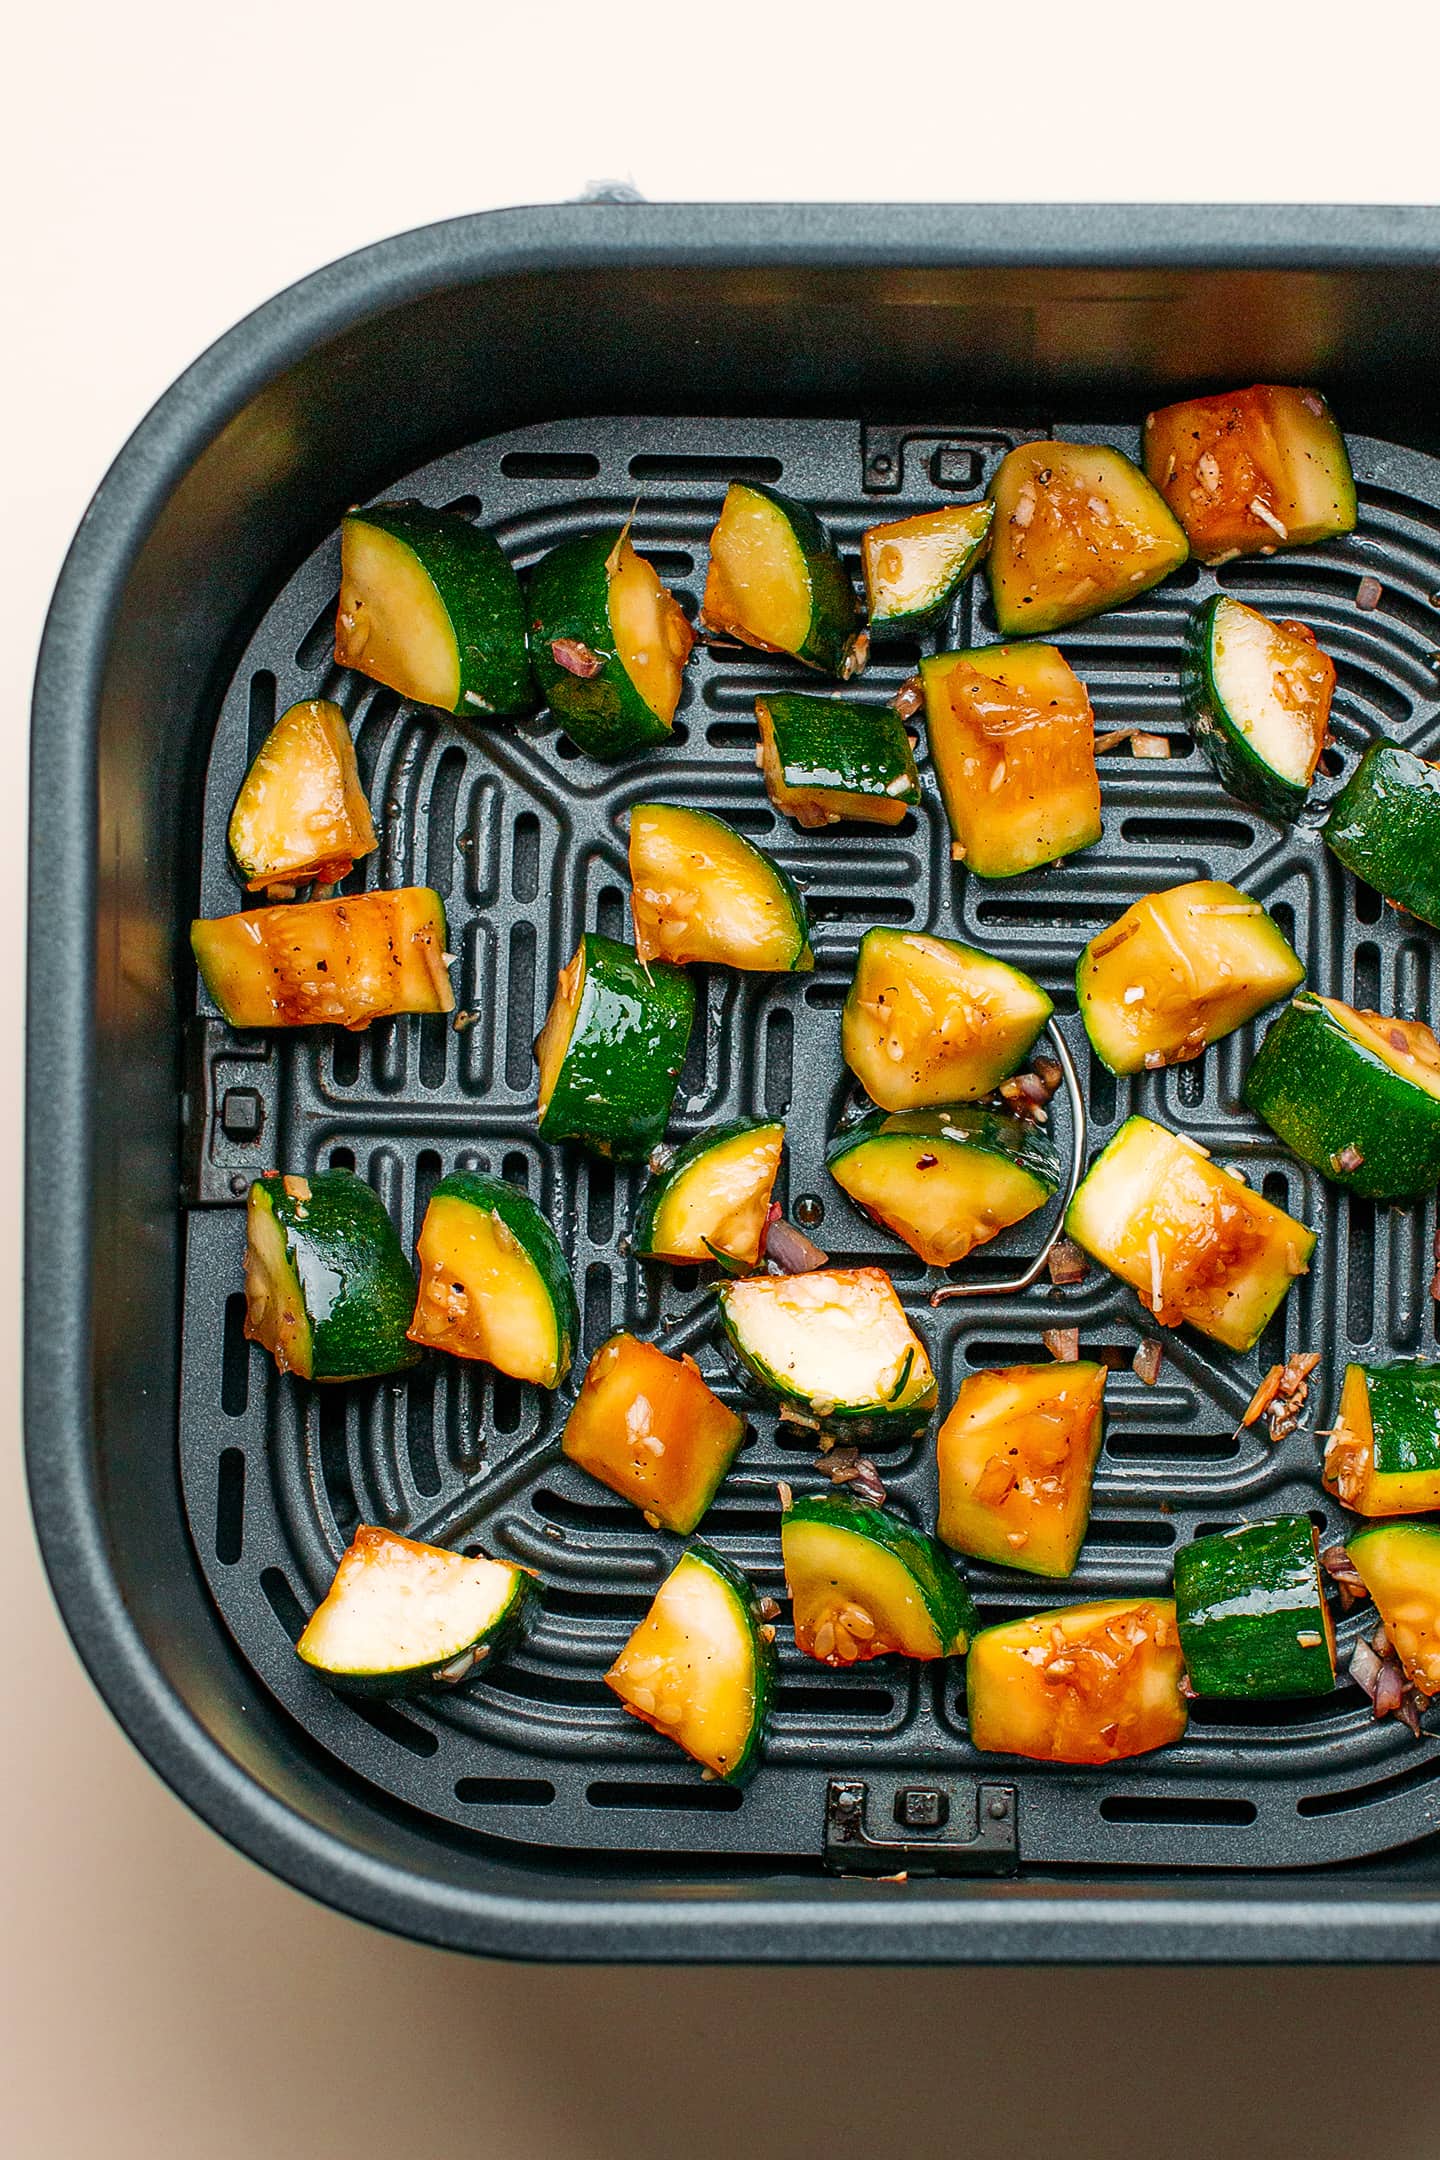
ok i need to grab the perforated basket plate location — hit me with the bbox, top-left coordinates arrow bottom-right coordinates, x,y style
181,414 -> 1440,1872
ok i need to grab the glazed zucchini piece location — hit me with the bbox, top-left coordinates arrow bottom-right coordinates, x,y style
634,1119 -> 785,1268
842,928 -> 1052,1112
987,441 -> 1189,636
1347,1523 -> 1440,1697
528,525 -> 694,759
1324,1362 -> 1440,1518
245,1170 -> 420,1382
228,698 -> 377,895
335,501 -> 534,718
716,1265 -> 938,1441
1143,385 -> 1357,563
1183,597 -> 1335,819
1243,993 -> 1440,1200
1076,880 -> 1303,1075
967,1598 -> 1188,1764
755,693 -> 920,829
535,933 -> 695,1160
1325,742 -> 1440,930
936,1361 -> 1107,1578
919,641 -> 1102,877
781,1491 -> 977,1665
826,1106 -> 1059,1268
407,1171 -> 577,1387
297,1525 -> 530,1693
1174,1515 -> 1335,1698
702,480 -> 863,677
563,1333 -> 746,1534
1065,1116 -> 1313,1352
191,887 -> 454,1029
606,1542 -> 774,1782
860,502 -> 993,635
629,803 -> 812,971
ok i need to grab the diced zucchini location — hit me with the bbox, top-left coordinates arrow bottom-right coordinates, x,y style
716,1265 -> 938,1441
936,1361 -> 1107,1578
1324,1362 -> 1440,1518
967,1598 -> 1188,1765
335,502 -> 534,718
606,1542 -> 773,1782
755,693 -> 919,829
1183,597 -> 1335,819
191,887 -> 454,1030
629,803 -> 812,971
987,441 -> 1189,636
297,1525 -> 530,1693
535,932 -> 695,1160
860,502 -> 993,634
702,480 -> 863,677
1174,1515 -> 1336,1698
842,927 -> 1052,1112
1243,993 -> 1440,1201
245,1170 -> 420,1383
826,1106 -> 1058,1268
228,698 -> 377,895
633,1119 -> 785,1268
407,1171 -> 577,1387
528,526 -> 694,760
1347,1523 -> 1440,1697
1076,880 -> 1304,1075
563,1333 -> 746,1534
919,641 -> 1102,878
1325,742 -> 1440,931
781,1491 -> 977,1665
1064,1115 -> 1313,1352
1143,384 -> 1357,564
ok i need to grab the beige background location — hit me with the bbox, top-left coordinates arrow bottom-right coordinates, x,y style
8,5 -> 1440,2153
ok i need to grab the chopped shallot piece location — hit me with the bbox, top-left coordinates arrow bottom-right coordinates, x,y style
1356,576 -> 1383,612
765,1216 -> 829,1274
1132,1338 -> 1163,1387
817,1448 -> 887,1507
1131,733 -> 1171,759
1320,1544 -> 1368,1608
892,675 -> 924,721
1331,1144 -> 1365,1175
1042,1327 -> 1080,1363
1046,1237 -> 1088,1287
550,636 -> 604,679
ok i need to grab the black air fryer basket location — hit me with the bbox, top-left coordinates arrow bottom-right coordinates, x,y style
29,203 -> 1440,1961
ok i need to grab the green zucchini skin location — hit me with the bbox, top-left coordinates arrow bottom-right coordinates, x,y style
1359,1363 -> 1440,1482
424,1170 -> 579,1375
527,530 -> 673,760
738,483 -> 861,674
539,933 -> 695,1160
1326,743 -> 1440,929
784,1491 -> 979,1656
1174,1515 -> 1335,1699
687,1540 -> 776,1784
344,502 -> 535,719
1243,994 -> 1440,1200
247,1171 -> 421,1382
632,1118 -> 782,1260
758,693 -> 920,822
1183,597 -> 1313,821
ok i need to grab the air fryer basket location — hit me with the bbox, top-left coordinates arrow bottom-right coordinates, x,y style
28,204 -> 1440,1961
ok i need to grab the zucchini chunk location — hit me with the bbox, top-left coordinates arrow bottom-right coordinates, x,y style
563,1333 -> 746,1534
407,1171 -> 577,1387
1183,597 -> 1335,819
860,502 -> 993,635
781,1491 -> 977,1665
335,502 -> 534,718
1324,1362 -> 1440,1518
826,1106 -> 1058,1268
606,1542 -> 773,1782
936,1361 -> 1107,1578
842,927 -> 1052,1112
702,480 -> 863,677
987,441 -> 1189,636
919,641 -> 1102,878
191,887 -> 454,1029
528,526 -> 694,760
297,1525 -> 530,1694
535,932 -> 695,1160
967,1598 -> 1188,1765
629,802 -> 812,972
245,1170 -> 420,1383
228,698 -> 377,895
1243,993 -> 1440,1201
1143,384 -> 1357,564
634,1119 -> 785,1268
716,1265 -> 938,1441
1325,742 -> 1440,931
1076,880 -> 1304,1076
755,693 -> 919,829
1065,1115 -> 1313,1352
1174,1515 -> 1336,1699
1347,1523 -> 1440,1697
